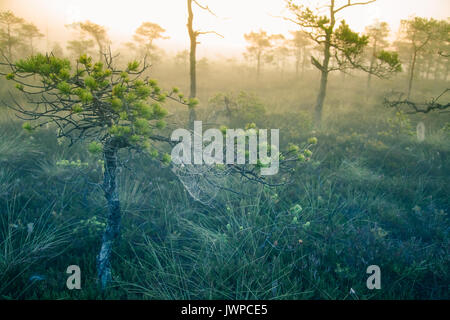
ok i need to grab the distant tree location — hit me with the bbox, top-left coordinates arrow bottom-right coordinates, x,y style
67,21 -> 109,60
131,22 -> 169,61
174,49 -> 189,73
244,30 -> 282,78
271,35 -> 291,77
50,42 -> 64,57
285,0 -> 401,126
20,22 -> 44,56
67,39 -> 95,58
197,57 -> 210,74
437,21 -> 450,81
364,21 -> 390,90
427,20 -> 449,81
208,91 -> 267,127
186,0 -> 223,127
289,30 -> 311,78
398,17 -> 442,99
0,11 -> 25,60
125,40 -> 165,66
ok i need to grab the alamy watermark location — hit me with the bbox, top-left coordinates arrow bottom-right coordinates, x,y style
66,265 -> 81,290
366,265 -> 381,290
170,121 -> 280,176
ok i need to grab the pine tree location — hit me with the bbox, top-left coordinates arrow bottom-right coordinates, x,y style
1,52 -> 194,288
285,0 -> 401,126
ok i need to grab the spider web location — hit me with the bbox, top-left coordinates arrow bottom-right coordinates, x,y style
171,163 -> 235,206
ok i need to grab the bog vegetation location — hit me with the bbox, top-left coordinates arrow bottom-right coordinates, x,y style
0,1 -> 448,299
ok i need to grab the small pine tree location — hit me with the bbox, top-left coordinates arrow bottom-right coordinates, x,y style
1,52 -> 189,288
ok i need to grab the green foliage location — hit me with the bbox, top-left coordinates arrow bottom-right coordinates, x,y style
22,122 -> 33,132
84,76 -> 98,90
15,53 -> 71,77
72,105 -> 84,113
162,153 -> 171,165
0,13 -> 448,300
110,98 -> 123,111
188,98 -> 199,109
335,21 -> 369,57
377,50 -> 402,72
378,112 -> 414,138
6,53 -> 189,157
286,1 -> 401,81
127,60 -> 140,71
209,91 -> 267,128
88,141 -> 103,155
57,81 -> 71,95
0,70 -> 448,300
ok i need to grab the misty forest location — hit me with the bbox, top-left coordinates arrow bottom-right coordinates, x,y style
0,0 -> 448,300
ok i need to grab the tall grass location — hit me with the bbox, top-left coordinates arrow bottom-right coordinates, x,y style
0,73 -> 448,299
0,194 -> 73,298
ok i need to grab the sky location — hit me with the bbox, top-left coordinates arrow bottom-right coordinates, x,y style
1,0 -> 449,58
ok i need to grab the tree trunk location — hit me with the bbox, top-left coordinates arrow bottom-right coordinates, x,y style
314,37 -> 331,127
425,58 -> 432,80
445,59 -> 449,82
366,40 -> 377,92
188,34 -> 197,98
301,47 -> 306,77
7,25 -> 12,61
95,37 -> 103,61
295,53 -> 300,79
256,52 -> 261,79
187,0 -> 197,128
97,140 -> 121,289
407,50 -> 417,99
315,68 -> 329,126
313,0 -> 334,127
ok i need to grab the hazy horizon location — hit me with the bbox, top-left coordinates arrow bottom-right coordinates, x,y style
1,0 -> 449,59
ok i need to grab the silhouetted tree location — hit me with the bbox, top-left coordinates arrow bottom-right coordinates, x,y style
174,49 -> 189,73
186,0 -> 223,127
285,0 -> 401,126
20,22 -> 44,56
131,22 -> 169,61
365,21 -> 390,90
68,21 -> 109,60
50,42 -> 64,57
271,35 -> 291,78
289,30 -> 311,78
0,11 -> 25,60
244,30 -> 282,78
67,39 -> 95,58
398,17 -> 442,99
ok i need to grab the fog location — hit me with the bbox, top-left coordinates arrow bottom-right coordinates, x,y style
1,0 -> 449,58
0,0 -> 448,301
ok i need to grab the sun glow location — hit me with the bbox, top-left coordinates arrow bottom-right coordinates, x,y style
1,0 -> 449,57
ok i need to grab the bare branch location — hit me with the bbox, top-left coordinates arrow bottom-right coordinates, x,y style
192,0 -> 218,17
197,30 -> 224,38
334,0 -> 376,14
384,89 -> 450,114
